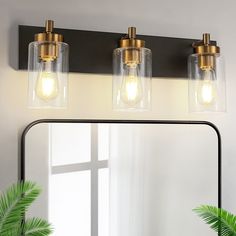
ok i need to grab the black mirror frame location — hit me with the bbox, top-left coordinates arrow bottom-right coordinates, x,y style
21,119 -> 222,210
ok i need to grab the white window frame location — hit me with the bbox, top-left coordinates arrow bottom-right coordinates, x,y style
50,124 -> 108,236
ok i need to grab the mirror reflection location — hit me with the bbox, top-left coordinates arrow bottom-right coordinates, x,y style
23,121 -> 219,236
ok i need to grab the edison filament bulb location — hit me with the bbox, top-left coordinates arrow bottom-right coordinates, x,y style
120,63 -> 143,106
35,60 -> 59,101
197,69 -> 217,105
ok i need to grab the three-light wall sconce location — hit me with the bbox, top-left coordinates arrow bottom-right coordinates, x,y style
19,20 -> 226,112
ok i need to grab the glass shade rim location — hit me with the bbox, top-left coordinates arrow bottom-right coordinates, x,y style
114,47 -> 151,53
29,41 -> 69,47
189,52 -> 221,57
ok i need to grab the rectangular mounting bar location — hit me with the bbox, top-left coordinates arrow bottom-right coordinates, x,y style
18,25 -> 207,78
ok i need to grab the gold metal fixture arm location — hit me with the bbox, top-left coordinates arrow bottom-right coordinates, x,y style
120,27 -> 145,48
45,20 -> 54,33
203,33 -> 210,45
34,20 -> 64,61
34,20 -> 63,43
193,33 -> 220,54
128,27 -> 136,39
193,33 -> 220,70
119,27 -> 146,65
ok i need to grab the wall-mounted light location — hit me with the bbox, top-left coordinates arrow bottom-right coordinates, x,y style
28,20 -> 69,108
188,33 -> 226,112
113,27 -> 152,111
20,24 -> 226,113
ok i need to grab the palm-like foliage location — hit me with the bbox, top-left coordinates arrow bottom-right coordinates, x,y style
194,205 -> 236,236
0,181 -> 52,236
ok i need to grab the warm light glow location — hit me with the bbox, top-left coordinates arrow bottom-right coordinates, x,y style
120,64 -> 143,106
197,69 -> 217,105
199,81 -> 214,104
35,62 -> 59,101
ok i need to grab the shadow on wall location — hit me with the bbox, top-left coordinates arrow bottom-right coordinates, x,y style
8,22 -> 19,70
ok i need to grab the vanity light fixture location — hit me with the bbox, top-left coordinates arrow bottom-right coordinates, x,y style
188,33 -> 226,112
113,27 -> 152,111
28,20 -> 69,108
21,24 -> 226,112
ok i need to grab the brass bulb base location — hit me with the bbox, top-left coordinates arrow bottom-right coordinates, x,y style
120,27 -> 145,65
35,20 -> 63,61
37,43 -> 58,61
193,33 -> 220,70
123,49 -> 141,65
198,55 -> 216,70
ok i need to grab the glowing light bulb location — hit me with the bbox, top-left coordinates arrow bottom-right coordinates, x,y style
120,63 -> 143,106
35,61 -> 59,101
197,69 -> 217,105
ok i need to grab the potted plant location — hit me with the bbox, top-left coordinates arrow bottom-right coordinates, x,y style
0,181 -> 52,236
194,205 -> 236,235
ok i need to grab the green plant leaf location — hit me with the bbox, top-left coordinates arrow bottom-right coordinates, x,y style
1,225 -> 21,236
23,218 -> 53,236
0,181 -> 41,235
193,205 -> 236,236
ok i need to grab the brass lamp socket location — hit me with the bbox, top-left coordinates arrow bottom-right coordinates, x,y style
193,33 -> 220,70
34,20 -> 63,61
120,27 -> 145,65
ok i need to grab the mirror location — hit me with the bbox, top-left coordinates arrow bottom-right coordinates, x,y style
22,120 -> 221,236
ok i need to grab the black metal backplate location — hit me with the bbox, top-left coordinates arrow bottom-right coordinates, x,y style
19,25 -> 200,78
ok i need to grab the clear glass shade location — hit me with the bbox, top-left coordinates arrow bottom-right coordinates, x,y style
113,47 -> 152,111
28,41 -> 69,108
188,53 -> 226,112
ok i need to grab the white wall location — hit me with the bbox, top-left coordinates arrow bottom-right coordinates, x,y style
109,124 -> 218,236
0,0 -> 235,212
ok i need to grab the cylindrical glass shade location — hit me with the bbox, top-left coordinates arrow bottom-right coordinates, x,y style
188,53 -> 226,112
28,41 -> 69,108
113,47 -> 152,111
